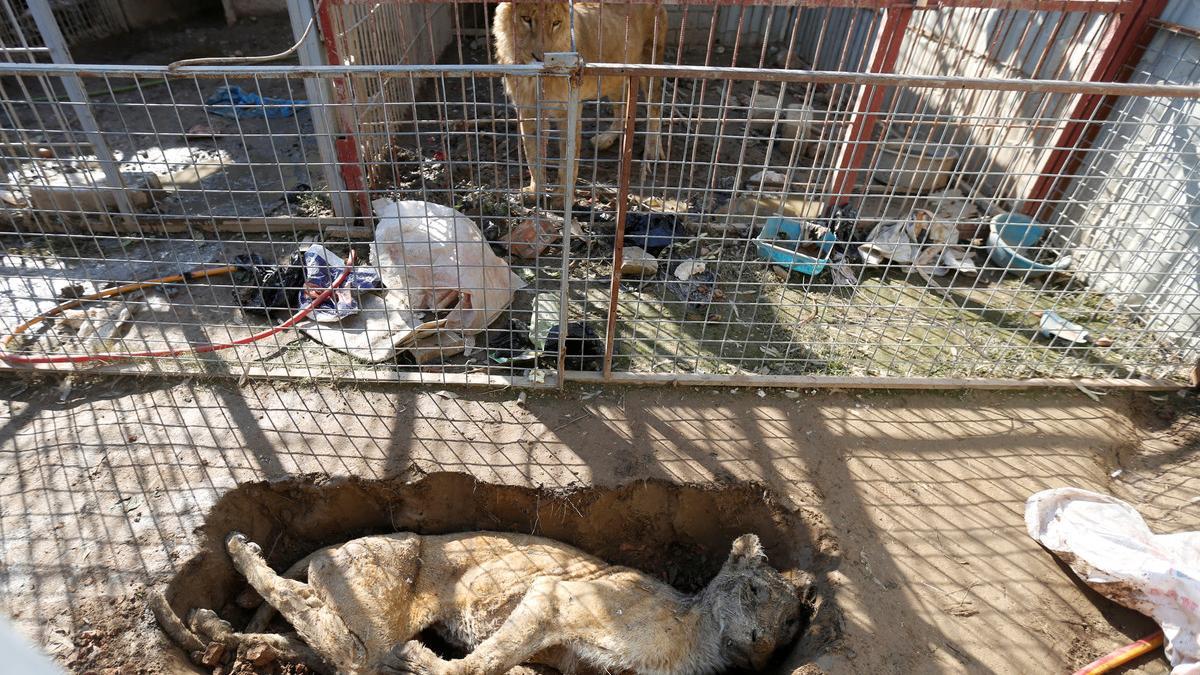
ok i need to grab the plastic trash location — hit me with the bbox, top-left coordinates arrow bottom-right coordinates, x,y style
668,259 -> 717,313
624,212 -> 682,255
233,251 -> 305,318
205,85 -> 307,119
373,199 -> 525,335
299,244 -> 380,323
859,217 -> 921,265
1026,488 -> 1199,674
756,217 -> 837,276
299,200 -> 524,363
1039,310 -> 1090,345
988,213 -> 1073,276
529,292 -> 604,371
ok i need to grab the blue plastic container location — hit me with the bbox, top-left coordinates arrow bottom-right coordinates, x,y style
756,217 -> 838,276
987,213 -> 1072,276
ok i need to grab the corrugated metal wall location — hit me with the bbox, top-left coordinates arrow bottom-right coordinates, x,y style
1058,0 -> 1200,351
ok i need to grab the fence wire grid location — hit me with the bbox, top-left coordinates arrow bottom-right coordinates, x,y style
0,0 -> 1197,388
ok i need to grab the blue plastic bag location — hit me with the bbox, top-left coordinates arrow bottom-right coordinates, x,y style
206,85 -> 307,119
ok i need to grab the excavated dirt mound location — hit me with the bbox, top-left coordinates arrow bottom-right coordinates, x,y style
157,472 -> 841,674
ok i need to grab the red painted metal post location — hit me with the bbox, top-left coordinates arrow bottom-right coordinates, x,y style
825,4 -> 914,208
1023,0 -> 1169,216
316,0 -> 371,219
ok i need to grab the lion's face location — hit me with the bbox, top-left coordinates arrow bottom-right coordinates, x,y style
712,534 -> 807,670
495,2 -> 572,63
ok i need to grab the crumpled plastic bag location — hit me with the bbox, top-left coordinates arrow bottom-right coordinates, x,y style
371,199 -> 524,336
1025,487 -> 1200,674
860,209 -> 959,267
206,85 -> 307,119
300,244 -> 381,323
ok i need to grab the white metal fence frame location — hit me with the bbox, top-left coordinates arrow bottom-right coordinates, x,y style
0,0 -> 1197,390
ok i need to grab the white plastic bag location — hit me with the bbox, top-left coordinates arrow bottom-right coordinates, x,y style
1025,488 -> 1200,674
371,199 -> 524,334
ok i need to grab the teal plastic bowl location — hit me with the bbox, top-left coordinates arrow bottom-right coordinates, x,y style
756,217 -> 837,276
987,213 -> 1072,275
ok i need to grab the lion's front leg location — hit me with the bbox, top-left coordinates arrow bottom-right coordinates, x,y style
380,579 -> 557,675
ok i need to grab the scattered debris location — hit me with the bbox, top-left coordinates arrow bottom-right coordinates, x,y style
756,217 -> 836,276
205,85 -> 307,119
300,200 -> 524,363
859,212 -> 925,266
775,104 -> 820,158
828,255 -> 858,288
530,292 -> 605,371
1026,488 -> 1200,673
674,260 -> 707,281
625,212 -> 683,255
746,91 -> 789,124
748,170 -> 788,187
668,259 -> 717,314
620,246 -> 658,276
300,245 -> 381,323
1095,337 -> 1114,348
1039,311 -> 1089,345
988,213 -> 1072,276
184,123 -> 217,140
504,213 -> 562,259
233,251 -> 305,319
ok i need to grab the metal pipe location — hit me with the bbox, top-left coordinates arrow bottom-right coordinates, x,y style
287,0 -> 354,222
556,52 -> 583,386
565,372 -> 1184,391
603,76 -> 640,379
4,62 -> 1200,97
26,0 -> 136,219
826,5 -> 913,207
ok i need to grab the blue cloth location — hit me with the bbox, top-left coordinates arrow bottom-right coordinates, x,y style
205,85 -> 307,119
300,245 -> 380,322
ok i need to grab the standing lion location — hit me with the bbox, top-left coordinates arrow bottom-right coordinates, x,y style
493,2 -> 667,201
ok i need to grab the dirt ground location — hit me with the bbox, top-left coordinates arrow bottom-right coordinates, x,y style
1,374 -> 1197,674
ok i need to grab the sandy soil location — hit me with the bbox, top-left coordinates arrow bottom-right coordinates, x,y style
1,374 -> 1196,674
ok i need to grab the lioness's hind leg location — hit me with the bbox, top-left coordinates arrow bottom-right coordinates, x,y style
226,532 -> 367,672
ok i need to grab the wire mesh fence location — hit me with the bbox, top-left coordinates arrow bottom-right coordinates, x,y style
0,0 -> 1196,388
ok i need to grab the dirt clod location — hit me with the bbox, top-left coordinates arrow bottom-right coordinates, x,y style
202,642 -> 227,668
245,643 -> 277,667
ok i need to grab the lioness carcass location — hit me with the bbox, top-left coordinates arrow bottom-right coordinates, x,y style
153,530 -> 809,674
493,2 -> 667,201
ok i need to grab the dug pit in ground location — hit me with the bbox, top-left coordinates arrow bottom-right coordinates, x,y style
154,474 -> 840,674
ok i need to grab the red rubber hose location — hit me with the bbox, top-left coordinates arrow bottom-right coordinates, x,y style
1072,631 -> 1164,675
0,250 -> 357,365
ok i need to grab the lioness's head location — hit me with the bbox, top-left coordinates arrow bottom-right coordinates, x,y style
494,2 -> 572,63
709,534 -> 805,670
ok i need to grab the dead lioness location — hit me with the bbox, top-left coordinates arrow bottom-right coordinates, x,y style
153,530 -> 807,675
493,2 -> 667,200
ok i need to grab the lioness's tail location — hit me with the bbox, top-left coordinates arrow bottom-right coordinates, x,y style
148,588 -> 205,653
